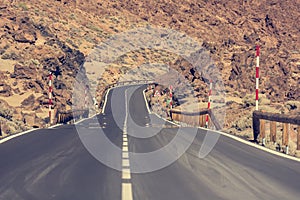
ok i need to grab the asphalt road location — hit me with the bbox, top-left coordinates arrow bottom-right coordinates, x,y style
0,85 -> 300,200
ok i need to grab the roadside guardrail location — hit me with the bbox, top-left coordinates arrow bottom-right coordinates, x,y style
253,110 -> 300,154
98,80 -> 154,110
56,109 -> 89,124
170,109 -> 222,130
0,121 -> 2,137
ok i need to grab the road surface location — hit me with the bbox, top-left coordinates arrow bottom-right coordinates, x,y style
0,85 -> 300,200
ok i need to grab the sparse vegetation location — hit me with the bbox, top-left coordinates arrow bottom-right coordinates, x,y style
0,0 -> 298,152
18,2 -> 28,10
0,108 -> 13,121
1,52 -> 20,60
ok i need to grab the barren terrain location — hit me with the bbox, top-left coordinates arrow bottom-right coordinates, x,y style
0,0 -> 299,154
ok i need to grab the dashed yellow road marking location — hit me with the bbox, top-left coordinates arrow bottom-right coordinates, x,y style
122,183 -> 133,200
122,152 -> 129,158
122,88 -> 133,200
122,168 -> 131,179
122,159 -> 130,167
122,146 -> 128,151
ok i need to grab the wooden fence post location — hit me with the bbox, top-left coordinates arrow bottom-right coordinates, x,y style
199,115 -> 202,127
270,121 -> 277,143
207,115 -> 211,128
194,115 -> 198,126
260,119 -> 266,145
253,111 -> 260,142
297,126 -> 300,151
208,110 -> 222,130
0,121 -> 2,136
282,123 -> 289,153
199,115 -> 205,127
202,115 -> 206,127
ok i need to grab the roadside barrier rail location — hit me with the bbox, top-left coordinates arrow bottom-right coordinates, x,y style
56,80 -> 154,124
170,109 -> 222,130
253,110 -> 300,153
0,121 -> 2,137
98,80 -> 154,110
56,109 -> 89,124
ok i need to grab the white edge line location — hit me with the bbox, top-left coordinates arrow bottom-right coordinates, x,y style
142,89 -> 151,114
104,83 -> 149,115
101,87 -> 112,114
0,113 -> 99,144
124,88 -> 129,124
6,84 -> 297,162
168,117 -> 300,162
48,123 -> 62,129
0,83 -> 145,144
103,83 -> 148,115
143,87 -> 300,162
0,83 -> 138,145
153,113 -> 180,127
210,127 -> 300,162
74,113 -> 99,125
0,128 -> 39,144
142,88 -> 180,127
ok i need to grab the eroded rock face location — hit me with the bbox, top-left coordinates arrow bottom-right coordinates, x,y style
0,83 -> 11,97
13,30 -> 37,44
0,0 -> 299,136
11,64 -> 37,79
21,94 -> 35,107
0,100 -> 14,120
22,113 -> 37,127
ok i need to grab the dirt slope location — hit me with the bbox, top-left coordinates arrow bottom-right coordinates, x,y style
0,0 -> 299,141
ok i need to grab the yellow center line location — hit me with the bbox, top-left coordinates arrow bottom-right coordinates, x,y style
122,183 -> 133,200
122,159 -> 130,167
122,88 -> 133,200
122,152 -> 129,159
122,168 -> 131,179
122,146 -> 129,151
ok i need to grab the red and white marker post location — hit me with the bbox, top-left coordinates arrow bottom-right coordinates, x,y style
255,45 -> 260,111
255,45 -> 266,146
84,85 -> 88,109
256,45 -> 266,145
169,85 -> 173,108
205,80 -> 213,128
48,72 -> 53,124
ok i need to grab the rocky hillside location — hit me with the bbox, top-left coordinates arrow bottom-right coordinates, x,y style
0,0 -> 299,137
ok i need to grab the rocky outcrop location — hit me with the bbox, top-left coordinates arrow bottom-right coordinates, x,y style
13,30 -> 37,44
0,100 -> 14,120
0,0 -> 299,137
11,64 -> 37,79
0,83 -> 11,97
